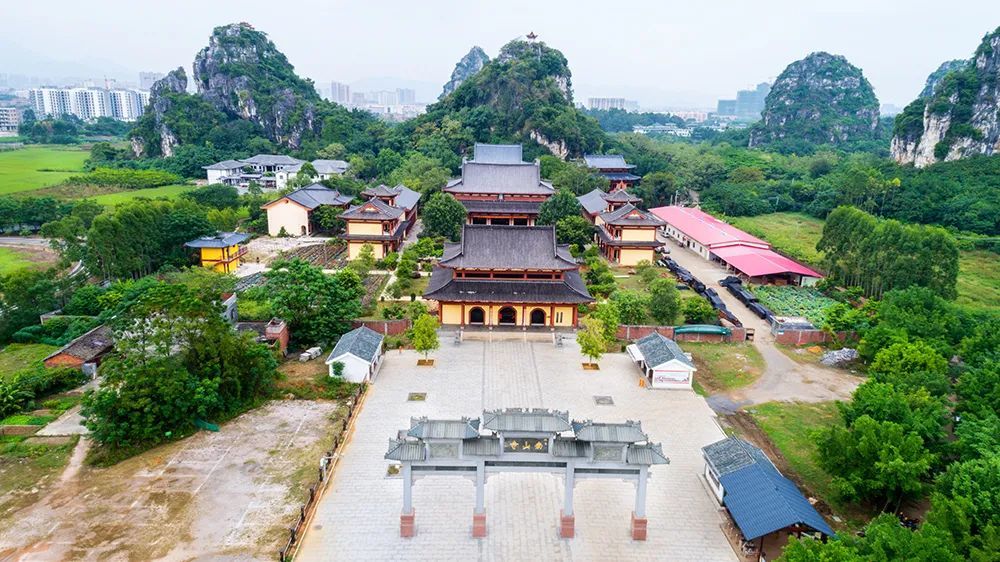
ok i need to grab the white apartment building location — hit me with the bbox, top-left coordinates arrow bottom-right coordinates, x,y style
0,108 -> 21,133
330,81 -> 351,105
29,88 -> 149,122
587,97 -> 639,112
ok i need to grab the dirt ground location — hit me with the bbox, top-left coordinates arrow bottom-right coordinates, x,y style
0,400 -> 344,561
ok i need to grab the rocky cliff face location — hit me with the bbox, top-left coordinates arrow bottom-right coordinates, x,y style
748,52 -> 879,149
440,46 -> 489,99
891,27 -> 1000,167
192,23 -> 319,148
919,59 -> 968,98
131,67 -> 187,157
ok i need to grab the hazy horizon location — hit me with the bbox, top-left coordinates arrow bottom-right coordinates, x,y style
4,0 -> 999,108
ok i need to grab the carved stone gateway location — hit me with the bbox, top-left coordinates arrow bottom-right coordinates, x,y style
385,408 -> 669,540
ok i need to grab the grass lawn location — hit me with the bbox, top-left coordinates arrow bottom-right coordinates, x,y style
0,246 -> 59,275
88,184 -> 195,205
748,401 -> 869,528
728,212 -> 825,267
0,145 -> 89,195
684,342 -> 764,393
0,343 -> 60,380
956,249 -> 1000,311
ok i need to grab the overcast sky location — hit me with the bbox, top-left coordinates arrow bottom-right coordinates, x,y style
4,0 -> 999,107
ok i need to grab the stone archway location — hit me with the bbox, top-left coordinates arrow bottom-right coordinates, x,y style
469,307 -> 485,325
498,307 -> 517,325
530,308 -> 546,326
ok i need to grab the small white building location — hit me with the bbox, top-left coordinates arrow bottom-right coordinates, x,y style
325,326 -> 385,383
626,332 -> 696,389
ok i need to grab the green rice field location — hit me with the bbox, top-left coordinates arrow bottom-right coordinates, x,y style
88,184 -> 195,205
0,145 -> 89,195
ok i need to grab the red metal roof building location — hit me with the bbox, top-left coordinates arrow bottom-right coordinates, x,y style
650,206 -> 822,285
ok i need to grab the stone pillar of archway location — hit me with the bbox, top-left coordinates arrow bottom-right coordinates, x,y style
472,463 -> 487,538
560,465 -> 575,538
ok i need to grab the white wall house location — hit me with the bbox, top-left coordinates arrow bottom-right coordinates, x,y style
325,326 -> 385,383
627,332 -> 697,390
205,156 -> 349,191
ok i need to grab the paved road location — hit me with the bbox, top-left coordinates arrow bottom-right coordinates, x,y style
659,234 -> 861,411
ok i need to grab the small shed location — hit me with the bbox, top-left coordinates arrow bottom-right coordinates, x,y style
627,332 -> 696,389
43,324 -> 114,376
325,326 -> 384,383
702,437 -> 833,560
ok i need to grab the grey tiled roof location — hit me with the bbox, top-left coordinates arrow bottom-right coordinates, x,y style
473,143 -> 524,164
44,325 -> 114,363
584,154 -> 634,170
326,326 -> 384,363
603,189 -> 642,203
407,417 -> 481,439
267,184 -> 353,210
598,204 -> 665,227
341,198 -> 404,220
445,162 -> 554,195
482,408 -> 572,433
572,420 -> 648,443
184,231 -> 248,248
424,268 -> 593,304
702,437 -> 773,476
463,437 -> 501,456
203,159 -> 246,170
385,439 -> 426,461
626,443 -> 670,465
459,200 -> 542,215
439,225 -> 578,270
634,332 -> 695,369
242,154 -> 304,166
578,189 -> 610,215
362,184 -> 399,197
391,185 -> 421,211
311,159 -> 349,174
603,172 -> 642,182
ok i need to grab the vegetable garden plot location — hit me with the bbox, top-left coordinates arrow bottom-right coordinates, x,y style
749,285 -> 837,326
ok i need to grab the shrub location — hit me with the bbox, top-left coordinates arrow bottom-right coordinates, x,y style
65,168 -> 181,189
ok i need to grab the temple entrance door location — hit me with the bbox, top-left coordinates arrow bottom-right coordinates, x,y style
469,307 -> 485,325
530,308 -> 546,326
498,307 -> 517,325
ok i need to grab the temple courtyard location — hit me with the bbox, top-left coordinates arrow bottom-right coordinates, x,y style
296,337 -> 738,561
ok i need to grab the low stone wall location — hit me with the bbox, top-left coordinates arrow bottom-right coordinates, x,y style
352,319 -> 411,336
616,325 -> 748,343
0,425 -> 41,436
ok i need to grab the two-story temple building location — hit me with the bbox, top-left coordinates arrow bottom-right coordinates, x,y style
443,144 -> 554,226
583,154 -> 641,190
593,204 -> 664,266
424,225 -> 593,327
340,184 -> 420,259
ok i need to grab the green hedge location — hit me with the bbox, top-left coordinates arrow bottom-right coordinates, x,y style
65,167 -> 181,189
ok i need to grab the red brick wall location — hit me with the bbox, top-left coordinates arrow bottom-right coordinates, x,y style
773,329 -> 854,346
352,319 -> 411,336
616,325 -> 748,343
43,353 -> 83,369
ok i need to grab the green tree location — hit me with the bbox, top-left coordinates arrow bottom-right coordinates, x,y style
537,188 -> 582,225
840,381 -> 948,451
387,153 -> 450,195
554,215 -> 593,247
350,243 -> 376,276
411,313 -> 440,361
551,163 -> 608,195
869,341 -> 951,397
183,184 -> 240,209
316,142 -> 346,159
636,171 -> 680,207
817,415 -> 935,507
265,259 -> 364,345
927,455 -> 1000,559
0,269 -> 59,341
288,162 -> 319,188
681,298 -> 716,324
577,316 -> 606,366
591,302 -> 621,343
421,192 -> 466,241
648,278 -> 681,325
635,260 -> 658,285
312,206 -> 345,233
610,290 -> 649,325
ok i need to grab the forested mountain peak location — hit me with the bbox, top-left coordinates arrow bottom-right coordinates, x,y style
748,52 -> 880,152
440,46 -> 489,99
425,38 -> 602,159
919,59 -> 969,98
891,26 -> 1000,167
129,23 -> 380,159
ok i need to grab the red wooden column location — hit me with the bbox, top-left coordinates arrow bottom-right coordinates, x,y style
549,305 -> 555,327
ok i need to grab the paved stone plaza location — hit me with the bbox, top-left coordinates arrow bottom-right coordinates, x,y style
296,338 -> 737,561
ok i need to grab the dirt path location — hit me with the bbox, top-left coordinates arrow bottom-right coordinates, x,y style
0,400 -> 342,561
659,234 -> 862,412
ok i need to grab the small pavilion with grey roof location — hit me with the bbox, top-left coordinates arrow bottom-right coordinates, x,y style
627,332 -> 697,389
385,408 -> 668,540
